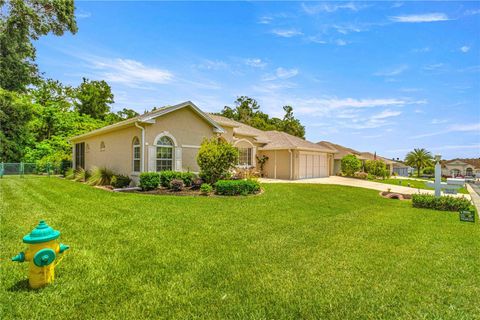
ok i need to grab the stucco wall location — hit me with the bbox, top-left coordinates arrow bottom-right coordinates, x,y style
259,150 -> 293,179
75,126 -> 141,175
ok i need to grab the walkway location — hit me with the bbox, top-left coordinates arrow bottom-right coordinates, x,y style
466,183 -> 480,218
260,176 -> 471,200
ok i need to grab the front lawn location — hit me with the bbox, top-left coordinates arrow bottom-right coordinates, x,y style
373,177 -> 469,194
1,177 -> 479,319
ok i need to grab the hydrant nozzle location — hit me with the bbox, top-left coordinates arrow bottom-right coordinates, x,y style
12,252 -> 25,262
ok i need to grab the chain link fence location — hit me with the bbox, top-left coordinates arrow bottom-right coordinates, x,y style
0,161 -> 72,178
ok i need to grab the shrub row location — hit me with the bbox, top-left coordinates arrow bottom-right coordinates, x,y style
412,194 -> 472,212
139,171 -> 196,191
159,171 -> 194,188
215,179 -> 260,196
65,167 -> 131,188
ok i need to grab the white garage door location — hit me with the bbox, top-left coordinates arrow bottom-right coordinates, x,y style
299,153 -> 328,179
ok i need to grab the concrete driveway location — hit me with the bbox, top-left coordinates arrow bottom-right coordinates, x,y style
260,176 -> 471,199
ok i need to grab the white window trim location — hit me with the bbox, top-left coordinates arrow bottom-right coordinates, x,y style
154,134 -> 175,172
132,137 -> 141,173
234,139 -> 255,168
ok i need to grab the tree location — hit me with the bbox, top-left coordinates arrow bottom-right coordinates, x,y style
220,96 -> 305,138
197,137 -> 239,184
365,159 -> 388,179
405,148 -> 433,178
0,88 -> 35,162
280,105 -> 305,138
74,78 -> 114,119
0,0 -> 77,92
340,154 -> 362,176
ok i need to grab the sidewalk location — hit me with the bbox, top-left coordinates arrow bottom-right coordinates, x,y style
260,176 -> 471,200
466,183 -> 480,219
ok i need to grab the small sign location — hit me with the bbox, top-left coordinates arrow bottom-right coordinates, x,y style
459,211 -> 475,223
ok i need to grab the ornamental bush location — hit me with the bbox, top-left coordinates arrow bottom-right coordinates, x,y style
139,172 -> 160,191
341,155 -> 362,177
412,194 -> 472,212
181,172 -> 195,187
215,179 -> 260,196
197,137 -> 239,184
159,170 -> 178,188
423,167 -> 434,175
365,160 -> 388,178
200,183 -> 213,195
354,171 -> 368,179
111,175 -> 131,188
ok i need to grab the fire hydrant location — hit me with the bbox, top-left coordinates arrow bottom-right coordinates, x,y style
12,220 -> 69,289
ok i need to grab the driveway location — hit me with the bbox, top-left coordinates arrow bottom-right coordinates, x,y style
260,176 -> 471,199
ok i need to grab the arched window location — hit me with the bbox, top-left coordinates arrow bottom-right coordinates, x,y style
235,139 -> 254,167
155,136 -> 174,171
132,137 -> 141,172
466,168 -> 473,176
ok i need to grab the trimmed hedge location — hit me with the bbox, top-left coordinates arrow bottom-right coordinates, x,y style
139,172 -> 160,191
200,183 -> 213,195
160,171 -> 195,188
215,179 -> 260,196
412,194 -> 472,212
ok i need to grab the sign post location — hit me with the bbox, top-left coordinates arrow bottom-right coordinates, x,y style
434,154 -> 442,198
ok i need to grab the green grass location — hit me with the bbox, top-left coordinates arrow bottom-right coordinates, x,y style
373,178 -> 469,194
1,176 -> 479,319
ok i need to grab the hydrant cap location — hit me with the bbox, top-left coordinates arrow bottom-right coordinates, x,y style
22,220 -> 60,244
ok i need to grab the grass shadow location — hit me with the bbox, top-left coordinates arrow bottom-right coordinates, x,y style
7,279 -> 38,292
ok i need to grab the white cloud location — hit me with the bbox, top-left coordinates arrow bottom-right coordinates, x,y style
305,35 -> 327,44
301,2 -> 364,14
87,57 -> 173,86
335,39 -> 348,46
245,58 -> 266,68
258,16 -> 273,24
391,2 -> 404,8
76,10 -> 91,19
390,144 -> 480,153
431,118 -> 448,124
262,67 -> 299,81
423,63 -> 446,72
197,59 -> 228,70
371,109 -> 402,120
460,46 -> 470,53
271,29 -> 303,38
412,47 -> 431,53
333,24 -> 363,35
411,123 -> 480,139
374,65 -> 408,77
390,13 -> 450,23
465,9 -> 480,16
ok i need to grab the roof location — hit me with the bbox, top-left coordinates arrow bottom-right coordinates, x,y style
70,101 -> 224,141
209,114 -> 336,152
317,141 -> 366,159
442,158 -> 480,169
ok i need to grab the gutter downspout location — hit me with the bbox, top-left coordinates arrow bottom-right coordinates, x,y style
274,150 -> 277,179
134,122 -> 145,172
288,149 -> 293,180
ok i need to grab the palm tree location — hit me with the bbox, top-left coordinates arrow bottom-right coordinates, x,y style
405,148 -> 433,177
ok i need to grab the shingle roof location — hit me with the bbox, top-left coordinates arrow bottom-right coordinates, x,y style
209,114 -> 336,152
442,158 -> 480,169
317,141 -> 365,159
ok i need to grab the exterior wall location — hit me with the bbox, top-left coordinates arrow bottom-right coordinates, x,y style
72,126 -> 141,176
333,159 -> 342,175
143,107 -> 216,172
258,150 -> 293,180
442,163 -> 477,177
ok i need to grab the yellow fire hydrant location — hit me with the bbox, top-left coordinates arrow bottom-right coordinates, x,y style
12,220 -> 69,289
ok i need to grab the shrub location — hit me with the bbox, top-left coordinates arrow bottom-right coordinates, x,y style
256,155 -> 269,177
65,168 -> 75,179
215,179 -> 261,196
111,175 -> 131,188
159,170 -> 178,188
181,172 -> 195,187
341,155 -> 362,177
200,183 -> 213,195
367,173 -> 375,180
74,167 -> 89,182
365,160 -> 388,178
423,167 -> 434,175
87,167 -> 115,186
139,172 -> 160,191
170,179 -> 184,191
191,178 -> 204,190
412,194 -> 472,212
197,137 -> 239,184
354,171 -> 368,179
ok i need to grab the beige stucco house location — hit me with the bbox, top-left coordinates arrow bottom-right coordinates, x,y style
441,158 -> 480,177
70,101 -> 336,182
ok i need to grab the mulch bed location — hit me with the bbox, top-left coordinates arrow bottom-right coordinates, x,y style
379,191 -> 412,200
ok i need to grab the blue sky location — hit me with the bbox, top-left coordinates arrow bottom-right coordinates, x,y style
36,1 -> 480,159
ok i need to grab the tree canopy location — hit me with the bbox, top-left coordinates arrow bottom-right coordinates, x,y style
219,96 -> 306,138
405,148 -> 433,177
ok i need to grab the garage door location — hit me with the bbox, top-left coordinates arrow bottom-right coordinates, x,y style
299,153 -> 328,179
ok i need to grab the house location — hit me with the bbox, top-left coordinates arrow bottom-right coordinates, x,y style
441,158 -> 480,177
70,101 -> 337,182
316,141 -> 401,175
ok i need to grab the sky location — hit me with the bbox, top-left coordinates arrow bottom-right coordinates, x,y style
36,1 -> 480,160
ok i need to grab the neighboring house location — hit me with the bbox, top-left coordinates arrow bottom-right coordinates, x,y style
441,158 -> 480,177
391,161 -> 412,177
317,141 -> 399,175
70,101 -> 337,182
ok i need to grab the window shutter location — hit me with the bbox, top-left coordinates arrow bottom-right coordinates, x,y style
148,146 -> 156,172
175,147 -> 182,172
